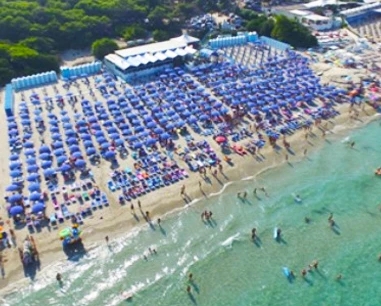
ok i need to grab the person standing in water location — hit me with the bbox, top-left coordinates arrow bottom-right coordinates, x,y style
251,228 -> 257,240
105,236 -> 109,245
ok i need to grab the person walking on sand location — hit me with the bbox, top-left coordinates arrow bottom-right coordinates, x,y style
158,218 -> 161,226
303,148 -> 307,156
199,181 -> 202,189
181,185 -> 186,196
285,154 -> 289,162
105,236 -> 109,245
130,203 -> 134,212
138,200 -> 141,209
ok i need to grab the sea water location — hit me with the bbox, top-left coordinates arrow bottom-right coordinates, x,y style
3,120 -> 381,306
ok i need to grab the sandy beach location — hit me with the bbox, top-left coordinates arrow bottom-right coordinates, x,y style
0,46 -> 380,297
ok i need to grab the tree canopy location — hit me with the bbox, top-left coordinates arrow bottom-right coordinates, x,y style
91,38 -> 118,59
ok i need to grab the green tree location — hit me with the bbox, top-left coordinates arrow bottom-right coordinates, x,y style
91,38 -> 118,59
19,37 -> 55,54
271,15 -> 317,48
123,24 -> 146,41
153,29 -> 170,42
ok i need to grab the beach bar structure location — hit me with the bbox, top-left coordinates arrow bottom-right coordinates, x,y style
11,71 -> 58,91
4,84 -> 14,117
60,62 -> 102,80
208,32 -> 258,49
104,34 -> 199,82
259,37 -> 291,51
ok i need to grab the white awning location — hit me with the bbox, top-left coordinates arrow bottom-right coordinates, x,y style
144,53 -> 158,63
165,50 -> 178,58
184,46 -> 197,55
175,48 -> 187,56
154,52 -> 167,61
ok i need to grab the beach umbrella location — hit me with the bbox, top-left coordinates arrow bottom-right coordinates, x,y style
10,162 -> 22,170
27,173 -> 40,182
115,139 -> 124,146
6,184 -> 19,192
62,115 -> 70,122
133,142 -> 143,149
8,122 -> 17,129
160,133 -> 171,140
59,164 -> 71,172
63,123 -> 73,129
81,134 -> 91,141
57,156 -> 67,164
10,205 -> 24,216
29,193 -> 41,201
96,136 -> 107,144
145,138 -> 157,147
95,131 -> 104,137
9,154 -> 19,161
86,148 -> 96,155
43,168 -> 56,177
53,141 -> 64,149
72,151 -> 83,159
147,122 -> 157,129
32,203 -> 45,214
69,145 -> 80,153
65,130 -> 76,137
134,126 -> 144,133
25,149 -> 36,156
27,165 -> 38,173
104,151 -> 116,159
28,183 -> 40,192
75,160 -> 86,168
199,114 -> 209,121
215,136 -> 227,144
77,120 -> 87,126
110,133 -> 120,140
39,153 -> 51,160
54,148 -> 65,156
211,110 -> 220,117
21,119 -> 31,125
23,142 -> 34,148
67,137 -> 78,145
9,194 -> 23,203
10,170 -> 22,177
52,133 -> 61,140
50,127 -> 60,133
166,123 -> 175,130
49,119 -> 58,125
42,160 -> 53,169
100,142 -> 110,150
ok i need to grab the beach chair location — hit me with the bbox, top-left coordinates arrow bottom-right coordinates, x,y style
52,196 -> 59,210
107,180 -> 116,192
91,200 -> 97,210
61,204 -> 72,219
57,211 -> 64,223
75,213 -> 84,224
50,213 -> 57,226
101,193 -> 109,206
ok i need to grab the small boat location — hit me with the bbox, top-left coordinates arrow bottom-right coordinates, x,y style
273,227 -> 279,240
283,267 -> 291,278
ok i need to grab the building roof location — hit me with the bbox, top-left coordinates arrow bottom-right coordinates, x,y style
304,14 -> 331,21
115,34 -> 199,59
304,0 -> 348,8
290,9 -> 311,16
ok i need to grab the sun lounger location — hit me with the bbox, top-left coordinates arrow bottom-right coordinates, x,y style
61,204 -> 72,219
50,213 -> 57,226
107,180 -> 116,192
57,211 -> 64,223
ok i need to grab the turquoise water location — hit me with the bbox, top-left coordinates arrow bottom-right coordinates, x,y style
4,120 -> 381,306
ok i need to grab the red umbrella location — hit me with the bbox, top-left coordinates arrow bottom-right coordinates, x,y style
215,136 -> 227,144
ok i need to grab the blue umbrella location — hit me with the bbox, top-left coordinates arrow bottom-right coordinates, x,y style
110,133 -> 120,140
199,114 -> 209,121
10,170 -> 22,177
50,127 -> 59,133
104,151 -> 116,159
27,173 -> 40,182
133,142 -> 143,149
129,135 -> 138,141
84,140 -> 93,147
147,122 -> 156,129
60,164 -> 71,172
9,161 -> 21,169
9,194 -> 23,203
95,131 -> 104,137
53,141 -> 64,149
70,145 -> 80,153
6,184 -> 19,192
57,156 -> 67,164
32,203 -> 45,213
23,141 -> 34,148
43,168 -> 56,177
81,134 -> 92,141
54,148 -> 65,156
40,153 -> 51,160
86,148 -> 96,155
176,120 -> 186,128
42,160 -> 52,169
166,123 -> 175,130
101,142 -> 110,150
115,139 -> 124,146
66,137 -> 78,145
29,193 -> 41,201
145,138 -> 157,146
9,154 -> 19,161
72,152 -> 83,159
28,183 -> 40,192
27,165 -> 38,173
65,130 -> 76,137
10,205 -> 24,215
75,160 -> 86,167
52,133 -> 61,140
25,149 -> 36,156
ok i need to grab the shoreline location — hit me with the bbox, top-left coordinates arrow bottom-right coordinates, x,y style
0,101 -> 378,295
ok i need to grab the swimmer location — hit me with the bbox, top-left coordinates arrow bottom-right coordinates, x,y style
328,213 -> 333,221
312,260 -> 319,269
350,141 -> 355,148
243,191 -> 247,199
305,217 -> 311,223
253,188 -> 257,195
143,255 -> 148,261
301,269 -> 307,277
237,192 -> 241,198
187,285 -> 191,293
378,254 -> 381,261
153,249 -> 157,255
157,218 -> 161,226
148,248 -> 153,254
336,274 -> 343,281
56,273 -> 62,282
295,194 -> 301,202
189,273 -> 193,281
290,270 -> 295,278
251,228 -> 257,240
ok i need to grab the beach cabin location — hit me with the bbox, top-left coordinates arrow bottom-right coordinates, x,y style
4,84 -> 14,117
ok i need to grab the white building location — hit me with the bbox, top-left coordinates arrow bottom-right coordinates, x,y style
104,34 -> 199,82
290,10 -> 334,31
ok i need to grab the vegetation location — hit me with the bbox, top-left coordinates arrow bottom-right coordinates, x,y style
0,0 -> 316,85
91,38 -> 118,59
238,9 -> 318,49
